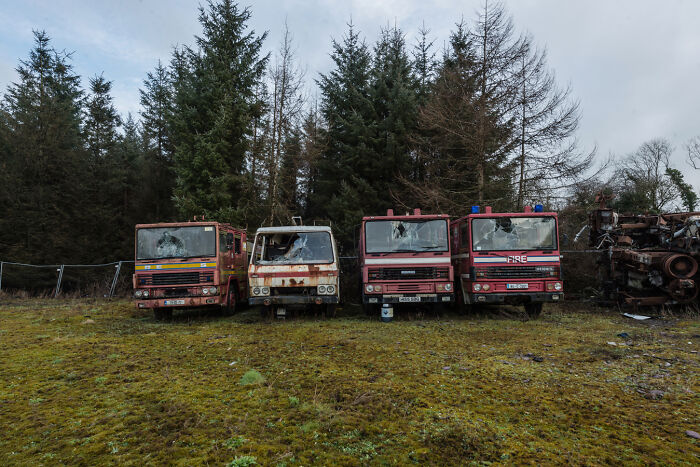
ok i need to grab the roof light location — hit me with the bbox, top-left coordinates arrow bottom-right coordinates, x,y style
534,204 -> 544,212
471,206 -> 480,214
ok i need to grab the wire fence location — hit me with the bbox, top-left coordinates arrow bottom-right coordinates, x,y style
0,250 -> 602,299
0,260 -> 135,298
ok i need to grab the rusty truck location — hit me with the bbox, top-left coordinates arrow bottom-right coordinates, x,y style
450,205 -> 563,317
359,209 -> 454,316
588,193 -> 700,308
248,225 -> 340,318
133,221 -> 249,319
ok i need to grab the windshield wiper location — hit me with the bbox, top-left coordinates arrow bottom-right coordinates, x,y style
419,245 -> 443,250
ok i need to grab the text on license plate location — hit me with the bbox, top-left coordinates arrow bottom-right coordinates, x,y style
164,299 -> 185,306
506,283 -> 529,290
399,296 -> 421,302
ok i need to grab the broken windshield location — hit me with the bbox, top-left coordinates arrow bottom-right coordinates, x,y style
365,219 -> 449,253
255,231 -> 334,265
471,217 -> 557,251
137,226 -> 216,260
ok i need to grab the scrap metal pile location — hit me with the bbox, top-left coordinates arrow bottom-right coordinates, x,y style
589,193 -> 700,307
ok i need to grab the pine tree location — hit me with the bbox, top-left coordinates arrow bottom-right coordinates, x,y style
83,74 -> 123,261
310,22 -> 378,250
0,31 -> 88,263
139,60 -> 175,221
371,25 -> 419,206
170,0 -> 268,224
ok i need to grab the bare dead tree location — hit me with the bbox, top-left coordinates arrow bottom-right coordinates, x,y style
513,37 -> 599,208
687,136 -> 700,169
265,20 -> 306,224
618,138 -> 679,212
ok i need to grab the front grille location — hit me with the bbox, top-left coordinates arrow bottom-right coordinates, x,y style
368,267 -> 449,281
475,266 -> 559,279
272,287 -> 317,296
385,283 -> 435,293
138,271 -> 214,286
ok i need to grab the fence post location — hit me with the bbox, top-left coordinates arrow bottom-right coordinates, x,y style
109,261 -> 122,298
0,261 -> 3,293
54,265 -> 65,298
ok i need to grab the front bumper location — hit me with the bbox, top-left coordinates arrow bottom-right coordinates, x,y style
134,295 -> 221,309
363,293 -> 454,304
249,295 -> 339,306
468,292 -> 563,304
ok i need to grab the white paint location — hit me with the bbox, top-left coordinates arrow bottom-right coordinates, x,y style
364,257 -> 451,265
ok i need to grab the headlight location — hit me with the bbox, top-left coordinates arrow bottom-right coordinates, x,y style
318,285 -> 327,294
253,287 -> 261,296
483,284 -> 490,291
365,284 -> 374,293
142,290 -> 149,298
202,287 -> 210,294
554,282 -> 562,291
372,285 -> 380,293
261,287 -> 269,295
135,290 -> 143,298
445,283 -> 452,291
473,283 -> 482,292
327,285 -> 335,294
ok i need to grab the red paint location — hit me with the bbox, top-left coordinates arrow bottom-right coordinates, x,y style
132,221 -> 249,312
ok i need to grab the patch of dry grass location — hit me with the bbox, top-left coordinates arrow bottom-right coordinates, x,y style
0,299 -> 698,465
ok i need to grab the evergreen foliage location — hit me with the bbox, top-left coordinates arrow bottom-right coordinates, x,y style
1,1 -> 693,276
170,0 -> 268,225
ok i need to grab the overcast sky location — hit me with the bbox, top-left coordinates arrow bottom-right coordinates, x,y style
1,0 -> 699,188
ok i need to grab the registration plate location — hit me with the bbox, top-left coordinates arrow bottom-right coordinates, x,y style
399,296 -> 421,303
164,299 -> 185,306
506,283 -> 529,290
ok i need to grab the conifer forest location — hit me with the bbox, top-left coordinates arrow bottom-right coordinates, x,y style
0,0 -> 698,272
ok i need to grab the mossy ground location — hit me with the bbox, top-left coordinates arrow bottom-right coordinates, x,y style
0,299 -> 698,465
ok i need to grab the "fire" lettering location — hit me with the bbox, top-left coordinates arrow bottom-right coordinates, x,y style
506,255 -> 527,263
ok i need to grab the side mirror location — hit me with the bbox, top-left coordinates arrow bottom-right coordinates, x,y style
226,233 -> 234,250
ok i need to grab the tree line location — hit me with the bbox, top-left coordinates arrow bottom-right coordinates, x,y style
0,0 -> 697,266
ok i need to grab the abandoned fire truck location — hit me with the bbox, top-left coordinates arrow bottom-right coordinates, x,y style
248,225 -> 340,318
133,221 -> 249,319
360,209 -> 454,316
451,205 -> 563,317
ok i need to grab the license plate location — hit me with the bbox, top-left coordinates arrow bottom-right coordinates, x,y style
506,283 -> 529,290
164,299 -> 185,306
399,296 -> 421,302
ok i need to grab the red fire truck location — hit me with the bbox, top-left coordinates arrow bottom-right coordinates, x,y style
133,221 -> 249,319
360,209 -> 454,314
450,205 -> 563,317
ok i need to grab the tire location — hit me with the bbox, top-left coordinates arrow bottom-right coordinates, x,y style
363,303 -> 377,317
325,304 -> 337,318
525,302 -> 543,318
260,305 -> 272,320
154,308 -> 164,321
223,287 -> 237,316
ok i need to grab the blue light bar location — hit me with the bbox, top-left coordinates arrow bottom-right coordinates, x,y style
471,206 -> 480,214
534,204 -> 544,212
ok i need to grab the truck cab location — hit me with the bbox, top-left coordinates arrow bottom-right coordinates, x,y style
451,205 -> 563,317
133,222 -> 249,319
360,209 -> 454,314
248,225 -> 340,318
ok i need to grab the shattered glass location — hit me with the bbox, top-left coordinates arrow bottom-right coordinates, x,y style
137,226 -> 216,260
472,217 -> 557,251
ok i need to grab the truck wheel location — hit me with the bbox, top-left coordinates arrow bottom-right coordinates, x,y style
223,288 -> 237,316
363,304 -> 377,317
154,309 -> 164,321
525,303 -> 543,318
325,304 -> 337,318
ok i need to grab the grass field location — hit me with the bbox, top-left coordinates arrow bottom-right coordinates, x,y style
0,299 -> 699,465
